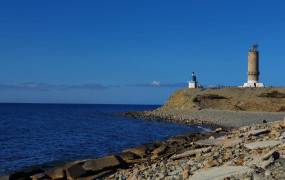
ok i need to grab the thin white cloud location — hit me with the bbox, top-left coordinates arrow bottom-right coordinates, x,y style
127,81 -> 186,88
151,81 -> 161,86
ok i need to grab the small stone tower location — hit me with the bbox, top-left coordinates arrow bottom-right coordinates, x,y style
248,44 -> 259,82
189,72 -> 198,88
243,44 -> 264,87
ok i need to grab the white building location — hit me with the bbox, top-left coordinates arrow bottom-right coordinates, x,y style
189,72 -> 199,88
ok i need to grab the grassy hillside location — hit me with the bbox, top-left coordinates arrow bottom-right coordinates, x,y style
161,88 -> 285,112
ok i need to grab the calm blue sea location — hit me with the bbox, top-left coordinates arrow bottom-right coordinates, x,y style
0,103 -> 204,175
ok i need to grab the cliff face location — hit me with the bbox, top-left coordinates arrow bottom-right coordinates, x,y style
160,88 -> 285,112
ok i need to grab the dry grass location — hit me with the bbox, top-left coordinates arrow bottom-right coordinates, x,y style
162,88 -> 285,112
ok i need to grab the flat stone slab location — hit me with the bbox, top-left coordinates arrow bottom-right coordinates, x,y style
244,140 -> 282,150
122,145 -> 147,158
170,147 -> 211,160
221,138 -> 243,148
82,155 -> 122,172
247,129 -> 270,136
195,137 -> 242,148
195,139 -> 223,146
190,166 -> 254,180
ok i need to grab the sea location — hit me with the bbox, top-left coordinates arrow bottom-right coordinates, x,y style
0,103 -> 205,175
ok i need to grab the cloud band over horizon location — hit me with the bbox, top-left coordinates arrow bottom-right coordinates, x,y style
0,81 -> 186,91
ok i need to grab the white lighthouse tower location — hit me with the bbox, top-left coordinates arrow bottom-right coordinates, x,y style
188,72 -> 198,88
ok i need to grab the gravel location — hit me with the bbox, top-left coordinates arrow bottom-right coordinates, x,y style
151,109 -> 285,128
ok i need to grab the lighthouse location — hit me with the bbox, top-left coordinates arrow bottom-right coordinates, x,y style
188,72 -> 198,88
242,44 -> 264,87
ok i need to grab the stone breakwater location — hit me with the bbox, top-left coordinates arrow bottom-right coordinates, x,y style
3,118 -> 285,179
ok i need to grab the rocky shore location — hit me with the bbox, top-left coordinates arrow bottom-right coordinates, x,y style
4,118 -> 285,179
107,118 -> 285,179
1,130 -> 220,180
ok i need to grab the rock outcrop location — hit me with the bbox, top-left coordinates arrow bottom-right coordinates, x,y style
124,88 -> 285,128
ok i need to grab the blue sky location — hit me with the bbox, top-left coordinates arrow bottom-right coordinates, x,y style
0,0 -> 284,104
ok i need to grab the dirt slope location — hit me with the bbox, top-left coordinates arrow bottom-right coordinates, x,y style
161,88 -> 285,112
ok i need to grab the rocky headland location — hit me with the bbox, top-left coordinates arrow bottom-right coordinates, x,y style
3,87 -> 285,180
161,88 -> 285,112
126,88 -> 285,128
